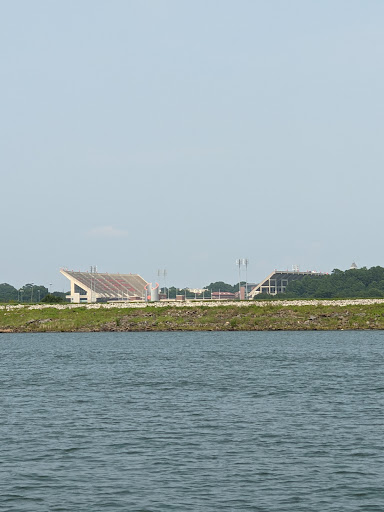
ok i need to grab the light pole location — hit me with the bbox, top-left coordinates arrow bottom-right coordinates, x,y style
30,284 -> 34,303
243,258 -> 249,299
90,265 -> 97,303
236,259 -> 249,300
236,259 -> 241,299
90,267 -> 93,303
158,269 -> 168,299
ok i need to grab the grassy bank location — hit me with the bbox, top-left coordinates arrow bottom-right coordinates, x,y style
1,302 -> 384,332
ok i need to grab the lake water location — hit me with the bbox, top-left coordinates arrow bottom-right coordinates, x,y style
0,331 -> 383,511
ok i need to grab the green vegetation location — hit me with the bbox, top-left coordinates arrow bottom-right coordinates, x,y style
41,294 -> 66,303
204,281 -> 245,293
1,302 -> 384,332
0,283 -> 67,303
0,283 -> 19,302
282,266 -> 384,299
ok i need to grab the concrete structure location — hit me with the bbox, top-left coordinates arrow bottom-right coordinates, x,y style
60,269 -> 148,303
248,270 -> 324,298
145,282 -> 159,302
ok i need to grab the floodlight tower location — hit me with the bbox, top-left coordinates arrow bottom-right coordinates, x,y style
236,259 -> 242,299
157,269 -> 168,299
90,265 -> 97,303
242,258 -> 249,299
236,258 -> 250,299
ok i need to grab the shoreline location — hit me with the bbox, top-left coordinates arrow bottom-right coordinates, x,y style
1,300 -> 384,333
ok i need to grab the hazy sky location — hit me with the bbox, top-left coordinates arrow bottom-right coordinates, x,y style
2,0 -> 384,291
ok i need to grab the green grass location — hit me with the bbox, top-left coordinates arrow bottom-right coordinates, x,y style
1,303 -> 384,332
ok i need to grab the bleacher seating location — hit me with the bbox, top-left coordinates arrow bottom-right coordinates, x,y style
61,270 -> 147,301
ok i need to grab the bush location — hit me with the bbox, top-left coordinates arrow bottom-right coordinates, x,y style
41,294 -> 65,303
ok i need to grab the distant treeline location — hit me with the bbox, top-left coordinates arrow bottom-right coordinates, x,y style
0,283 -> 67,303
280,267 -> 384,299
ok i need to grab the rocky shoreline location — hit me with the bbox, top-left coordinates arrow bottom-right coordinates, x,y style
1,299 -> 384,332
2,298 -> 384,311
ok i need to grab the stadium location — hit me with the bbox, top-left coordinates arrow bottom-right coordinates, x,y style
60,267 -> 326,303
60,269 -> 148,303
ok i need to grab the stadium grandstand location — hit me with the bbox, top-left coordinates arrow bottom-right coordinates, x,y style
60,269 -> 148,303
248,269 -> 325,298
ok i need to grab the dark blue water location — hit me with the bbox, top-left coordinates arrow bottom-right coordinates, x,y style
0,331 -> 383,511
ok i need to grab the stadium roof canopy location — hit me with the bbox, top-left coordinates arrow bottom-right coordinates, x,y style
60,269 -> 148,303
248,270 -> 325,298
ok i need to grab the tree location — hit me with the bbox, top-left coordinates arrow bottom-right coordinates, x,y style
204,281 -> 245,293
0,283 -> 66,303
0,283 -> 18,302
41,294 -> 65,303
21,284 -> 49,302
284,266 -> 384,298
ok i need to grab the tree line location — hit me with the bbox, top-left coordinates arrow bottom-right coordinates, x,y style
281,266 -> 384,299
0,283 -> 67,303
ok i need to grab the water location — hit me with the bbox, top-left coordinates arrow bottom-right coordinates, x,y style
0,331 -> 383,511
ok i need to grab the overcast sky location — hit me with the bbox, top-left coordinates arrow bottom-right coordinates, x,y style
1,0 -> 384,291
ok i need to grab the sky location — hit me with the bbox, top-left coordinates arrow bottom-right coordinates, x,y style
1,0 -> 384,292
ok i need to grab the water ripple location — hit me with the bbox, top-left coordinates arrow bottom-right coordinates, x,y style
0,331 -> 383,511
